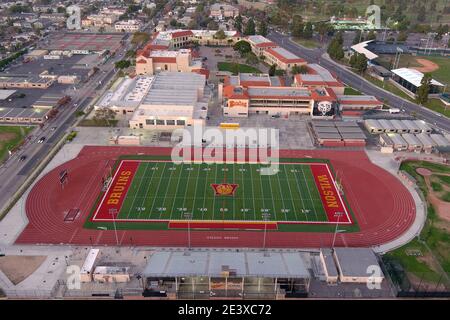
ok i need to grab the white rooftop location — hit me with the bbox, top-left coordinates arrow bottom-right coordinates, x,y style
351,40 -> 378,60
391,68 -> 444,87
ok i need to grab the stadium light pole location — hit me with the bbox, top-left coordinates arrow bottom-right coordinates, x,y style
331,212 -> 344,250
184,212 -> 193,253
262,212 -> 271,255
109,208 -> 119,246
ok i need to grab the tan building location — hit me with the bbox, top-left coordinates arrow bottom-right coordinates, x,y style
263,46 -> 307,71
96,73 -> 210,130
209,3 -> 240,20
0,75 -> 54,89
220,73 -> 382,119
333,248 -> 384,284
136,48 -> 202,75
294,63 -> 345,95
246,35 -> 277,57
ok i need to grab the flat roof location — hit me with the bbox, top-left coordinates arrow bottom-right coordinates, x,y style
247,87 -> 311,98
246,35 -> 274,45
142,251 -> 310,278
80,249 -> 100,274
321,249 -> 338,277
334,248 -> 383,278
391,68 -> 444,87
430,134 -> 450,147
0,90 -> 16,100
350,40 -> 379,60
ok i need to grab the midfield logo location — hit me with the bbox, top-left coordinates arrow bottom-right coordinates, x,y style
211,183 -> 239,196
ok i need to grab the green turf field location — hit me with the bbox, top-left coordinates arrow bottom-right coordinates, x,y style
102,160 -> 347,224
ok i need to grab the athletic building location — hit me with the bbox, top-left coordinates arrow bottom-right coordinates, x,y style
219,73 -> 382,118
142,251 -> 310,299
95,72 -> 210,129
391,68 -> 444,97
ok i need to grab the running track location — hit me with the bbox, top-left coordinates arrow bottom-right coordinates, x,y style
16,146 -> 416,248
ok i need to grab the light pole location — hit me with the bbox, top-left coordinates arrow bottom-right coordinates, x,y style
262,212 -> 271,255
109,208 -> 119,246
331,212 -> 344,249
184,212 -> 193,253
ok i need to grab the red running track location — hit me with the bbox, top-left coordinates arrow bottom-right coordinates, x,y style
16,146 -> 416,248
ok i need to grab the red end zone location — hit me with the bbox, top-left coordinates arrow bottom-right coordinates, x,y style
92,160 -> 139,221
310,164 -> 351,224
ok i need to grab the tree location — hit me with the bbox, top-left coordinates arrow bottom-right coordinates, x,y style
214,29 -> 226,40
416,73 -> 432,105
245,52 -> 259,66
315,22 -> 331,42
115,60 -> 131,69
349,53 -> 368,73
397,31 -> 408,42
327,33 -> 344,60
268,64 -> 277,76
303,22 -> 313,39
244,18 -> 256,36
207,20 -> 219,30
258,20 -> 268,37
234,14 -> 243,33
233,40 -> 251,56
93,108 -> 116,126
353,30 -> 362,44
291,15 -> 304,38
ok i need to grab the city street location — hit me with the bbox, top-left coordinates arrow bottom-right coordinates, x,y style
267,31 -> 450,133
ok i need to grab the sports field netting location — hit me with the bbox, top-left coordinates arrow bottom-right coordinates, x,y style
91,159 -> 352,228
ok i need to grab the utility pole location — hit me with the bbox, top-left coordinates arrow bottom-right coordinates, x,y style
109,208 -> 119,246
331,212 -> 344,249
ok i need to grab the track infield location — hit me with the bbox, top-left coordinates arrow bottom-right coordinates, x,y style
89,158 -> 353,230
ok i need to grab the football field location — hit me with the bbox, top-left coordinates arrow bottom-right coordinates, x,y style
91,158 -> 352,229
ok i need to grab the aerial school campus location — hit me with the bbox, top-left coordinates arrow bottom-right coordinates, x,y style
0,0 -> 450,302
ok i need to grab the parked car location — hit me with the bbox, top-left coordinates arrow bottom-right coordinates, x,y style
38,137 -> 46,143
19,155 -> 27,161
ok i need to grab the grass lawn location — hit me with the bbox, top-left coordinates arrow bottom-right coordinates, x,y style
217,62 -> 261,75
343,87 -> 362,95
78,119 -> 118,127
0,125 -> 34,163
292,37 -> 321,49
423,99 -> 450,118
384,160 -> 450,288
377,54 -> 450,86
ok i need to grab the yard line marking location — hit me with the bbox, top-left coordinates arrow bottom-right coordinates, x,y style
201,164 -> 211,220
190,164 -> 202,219
127,162 -> 150,219
290,164 -> 308,222
212,164 -> 218,221
299,165 -> 320,221
136,162 -> 158,220
145,162 -> 166,219
276,169 -> 290,221
248,163 -> 257,221
179,164 -> 192,219
168,163 -> 185,220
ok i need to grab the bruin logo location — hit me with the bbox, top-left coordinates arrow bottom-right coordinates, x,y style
317,101 -> 333,116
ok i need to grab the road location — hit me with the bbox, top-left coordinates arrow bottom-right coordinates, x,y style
267,31 -> 450,132
0,41 -> 128,216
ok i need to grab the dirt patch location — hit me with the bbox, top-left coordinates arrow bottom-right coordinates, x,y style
413,59 -> 440,73
416,168 -> 432,176
0,256 -> 46,285
0,132 -> 17,142
423,175 -> 450,223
